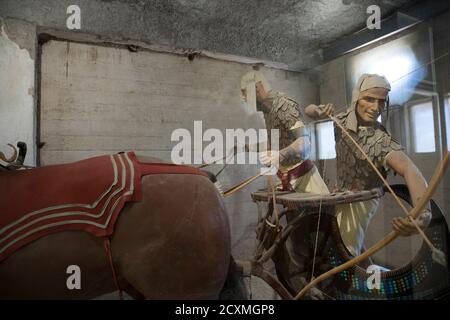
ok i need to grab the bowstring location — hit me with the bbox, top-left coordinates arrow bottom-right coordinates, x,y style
390,51 -> 449,85
310,157 -> 327,282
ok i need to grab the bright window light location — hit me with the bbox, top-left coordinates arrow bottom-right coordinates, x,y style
411,101 -> 435,153
316,121 -> 336,159
377,115 -> 382,123
349,39 -> 425,106
366,54 -> 413,84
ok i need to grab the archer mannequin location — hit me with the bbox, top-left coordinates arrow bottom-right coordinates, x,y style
305,74 -> 432,256
239,70 -> 332,299
239,70 -> 330,195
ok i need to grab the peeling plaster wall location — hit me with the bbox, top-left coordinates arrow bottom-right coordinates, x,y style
0,20 -> 36,165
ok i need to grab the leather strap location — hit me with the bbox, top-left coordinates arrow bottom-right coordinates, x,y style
276,159 -> 315,191
103,237 -> 124,300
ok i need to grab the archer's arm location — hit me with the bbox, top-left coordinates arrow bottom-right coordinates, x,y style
259,125 -> 311,166
305,103 -> 335,120
279,128 -> 311,162
385,150 -> 432,235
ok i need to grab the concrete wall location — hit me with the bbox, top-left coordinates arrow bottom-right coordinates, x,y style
39,40 -> 318,165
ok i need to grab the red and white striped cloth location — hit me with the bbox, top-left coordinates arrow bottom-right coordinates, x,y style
0,152 -> 142,262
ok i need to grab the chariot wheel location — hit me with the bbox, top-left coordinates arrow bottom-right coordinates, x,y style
270,185 -> 449,300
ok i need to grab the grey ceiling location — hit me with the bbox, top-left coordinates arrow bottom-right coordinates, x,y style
0,0 -> 417,70
107,0 -> 414,70
145,0 -> 416,70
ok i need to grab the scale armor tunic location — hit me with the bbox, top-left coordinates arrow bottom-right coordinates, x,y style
263,90 -> 306,171
335,110 -> 404,191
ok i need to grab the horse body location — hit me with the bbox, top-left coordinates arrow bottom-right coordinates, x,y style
0,157 -> 231,299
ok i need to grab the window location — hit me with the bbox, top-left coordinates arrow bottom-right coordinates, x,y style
410,101 -> 435,153
316,121 -> 336,159
445,96 -> 450,151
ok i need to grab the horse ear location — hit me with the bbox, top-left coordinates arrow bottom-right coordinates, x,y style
201,170 -> 224,197
202,170 -> 217,183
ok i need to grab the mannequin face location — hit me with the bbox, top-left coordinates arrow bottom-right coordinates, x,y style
356,87 -> 388,125
255,81 -> 268,102
255,81 -> 272,113
240,88 -> 247,102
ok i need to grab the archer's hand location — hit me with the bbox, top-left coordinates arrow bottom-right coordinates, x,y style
317,103 -> 335,119
392,210 -> 431,237
259,150 -> 282,168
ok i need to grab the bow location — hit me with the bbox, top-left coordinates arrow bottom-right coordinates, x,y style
331,115 -> 443,257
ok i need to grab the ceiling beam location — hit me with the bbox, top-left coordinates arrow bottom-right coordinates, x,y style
322,0 -> 450,62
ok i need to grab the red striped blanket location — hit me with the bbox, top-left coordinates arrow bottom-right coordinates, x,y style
0,152 -> 206,262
